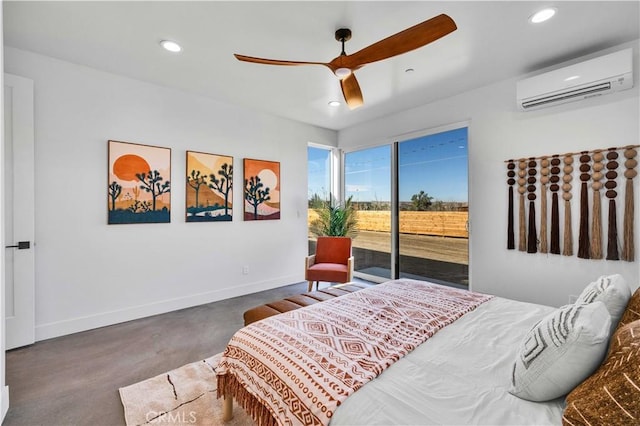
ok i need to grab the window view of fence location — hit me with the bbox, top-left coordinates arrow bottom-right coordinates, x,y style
398,127 -> 468,286
307,127 -> 468,287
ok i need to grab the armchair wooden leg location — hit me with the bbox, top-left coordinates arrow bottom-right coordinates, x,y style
307,281 -> 313,292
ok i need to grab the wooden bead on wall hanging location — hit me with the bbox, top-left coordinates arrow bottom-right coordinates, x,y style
562,155 -> 574,256
504,144 -> 638,262
606,149 -> 620,260
622,147 -> 637,261
518,159 -> 527,252
539,157 -> 549,254
527,158 -> 538,253
507,161 -> 516,250
577,152 -> 591,259
549,156 -> 561,255
590,151 -> 604,259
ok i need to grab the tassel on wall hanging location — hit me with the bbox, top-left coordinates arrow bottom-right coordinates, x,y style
590,150 -> 604,259
527,158 -> 538,253
507,161 -> 516,250
577,152 -> 591,259
562,155 -> 574,256
549,156 -> 561,254
622,147 -> 637,261
606,149 -> 620,260
539,157 -> 549,253
518,159 -> 527,251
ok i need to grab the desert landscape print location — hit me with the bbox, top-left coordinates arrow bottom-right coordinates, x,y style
243,158 -> 280,221
108,140 -> 171,224
185,151 -> 233,222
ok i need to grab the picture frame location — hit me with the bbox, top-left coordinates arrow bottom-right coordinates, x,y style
243,158 -> 280,221
185,151 -> 233,222
108,140 -> 171,224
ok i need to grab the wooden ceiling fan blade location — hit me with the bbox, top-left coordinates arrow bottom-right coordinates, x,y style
234,54 -> 328,67
345,14 -> 457,68
340,74 -> 364,109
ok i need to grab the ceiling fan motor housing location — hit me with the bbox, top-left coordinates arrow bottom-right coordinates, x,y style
335,28 -> 352,43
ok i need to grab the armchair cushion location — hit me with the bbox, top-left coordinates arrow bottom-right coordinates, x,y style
306,262 -> 349,283
314,236 -> 352,265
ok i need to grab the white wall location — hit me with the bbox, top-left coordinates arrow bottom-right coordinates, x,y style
0,3 -> 9,420
339,41 -> 640,307
4,46 -> 337,341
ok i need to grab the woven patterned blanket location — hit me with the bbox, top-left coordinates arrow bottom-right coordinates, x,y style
217,279 -> 492,426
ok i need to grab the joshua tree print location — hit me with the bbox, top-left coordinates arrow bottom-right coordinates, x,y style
136,170 -> 171,211
245,175 -> 271,220
187,169 -> 207,209
108,140 -> 171,224
243,158 -> 280,220
209,163 -> 233,217
108,181 -> 122,211
185,151 -> 233,222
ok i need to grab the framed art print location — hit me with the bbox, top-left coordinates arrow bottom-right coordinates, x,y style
108,140 -> 171,224
243,158 -> 280,221
186,151 -> 233,222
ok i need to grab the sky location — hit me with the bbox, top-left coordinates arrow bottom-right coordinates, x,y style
308,127 -> 468,203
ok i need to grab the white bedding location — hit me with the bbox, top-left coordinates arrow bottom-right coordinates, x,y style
330,296 -> 565,425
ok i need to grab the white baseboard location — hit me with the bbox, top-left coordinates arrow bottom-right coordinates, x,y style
1,385 -> 9,421
35,275 -> 300,341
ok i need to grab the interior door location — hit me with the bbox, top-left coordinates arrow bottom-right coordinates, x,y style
4,73 -> 35,349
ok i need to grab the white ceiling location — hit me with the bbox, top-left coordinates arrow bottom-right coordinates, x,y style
4,1 -> 639,131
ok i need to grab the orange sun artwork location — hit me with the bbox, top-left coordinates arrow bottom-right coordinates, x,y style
112,154 -> 151,181
108,140 -> 171,224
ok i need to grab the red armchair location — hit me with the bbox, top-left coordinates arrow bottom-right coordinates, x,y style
305,236 -> 354,292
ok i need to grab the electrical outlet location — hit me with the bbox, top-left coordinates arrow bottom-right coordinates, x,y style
568,294 -> 578,304
242,265 -> 249,275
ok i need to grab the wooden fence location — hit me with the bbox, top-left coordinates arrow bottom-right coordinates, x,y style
308,210 -> 468,238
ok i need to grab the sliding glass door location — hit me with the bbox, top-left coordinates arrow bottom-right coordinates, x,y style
344,145 -> 391,281
398,127 -> 469,287
343,126 -> 468,287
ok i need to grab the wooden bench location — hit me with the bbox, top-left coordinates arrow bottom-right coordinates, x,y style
243,282 -> 368,326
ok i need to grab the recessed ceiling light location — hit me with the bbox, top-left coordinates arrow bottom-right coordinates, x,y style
328,101 -> 341,107
564,75 -> 580,81
530,8 -> 557,24
160,40 -> 182,53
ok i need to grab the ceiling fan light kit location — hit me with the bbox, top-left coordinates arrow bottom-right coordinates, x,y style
334,68 -> 352,79
234,13 -> 457,110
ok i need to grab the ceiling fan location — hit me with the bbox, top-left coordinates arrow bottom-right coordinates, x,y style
234,14 -> 457,110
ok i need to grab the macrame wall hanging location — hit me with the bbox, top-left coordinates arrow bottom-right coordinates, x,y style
505,144 -> 638,262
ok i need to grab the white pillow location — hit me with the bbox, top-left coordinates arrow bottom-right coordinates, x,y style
576,274 -> 631,332
508,301 -> 611,402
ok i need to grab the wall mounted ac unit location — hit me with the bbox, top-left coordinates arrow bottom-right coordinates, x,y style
516,48 -> 633,111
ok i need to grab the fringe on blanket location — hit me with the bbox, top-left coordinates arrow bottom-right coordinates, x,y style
217,373 -> 278,426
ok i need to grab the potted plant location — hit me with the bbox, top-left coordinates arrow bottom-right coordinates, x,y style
309,195 -> 358,238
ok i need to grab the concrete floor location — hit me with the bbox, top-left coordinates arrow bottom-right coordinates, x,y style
3,281 -> 319,426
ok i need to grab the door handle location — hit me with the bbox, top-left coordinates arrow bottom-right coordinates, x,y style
5,241 -> 30,249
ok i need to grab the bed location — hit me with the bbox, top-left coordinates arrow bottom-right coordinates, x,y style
217,277 -> 640,426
